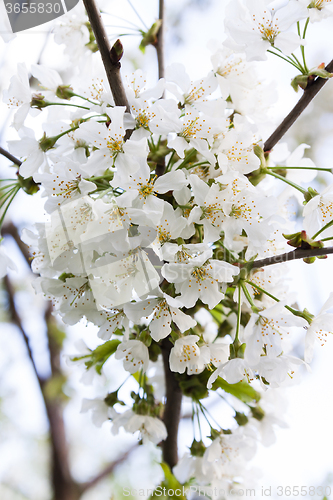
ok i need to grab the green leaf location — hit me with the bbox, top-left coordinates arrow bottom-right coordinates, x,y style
212,376 -> 261,403
85,339 -> 121,374
148,463 -> 187,499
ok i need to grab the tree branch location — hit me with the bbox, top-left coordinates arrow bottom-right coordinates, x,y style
247,245 -> 333,270
264,58 -> 333,152
82,0 -> 130,111
3,237 -> 80,500
161,337 -> 182,469
0,146 -> 22,166
3,275 -> 45,389
2,222 -> 31,265
80,444 -> 137,493
156,0 -> 165,80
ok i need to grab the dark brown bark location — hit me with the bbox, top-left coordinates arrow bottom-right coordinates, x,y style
82,0 -> 130,111
245,246 -> 333,270
264,59 -> 333,152
160,337 -> 182,469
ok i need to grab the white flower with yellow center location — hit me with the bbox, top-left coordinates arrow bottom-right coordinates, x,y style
115,339 -> 149,373
224,0 -> 307,61
162,249 -> 239,309
124,290 -> 196,342
169,335 -> 211,374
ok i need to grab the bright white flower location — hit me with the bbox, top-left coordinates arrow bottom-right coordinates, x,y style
169,335 -> 211,374
165,63 -> 218,111
3,64 -> 33,130
8,127 -> 48,179
244,301 -> 307,364
0,243 -> 17,277
303,184 -> 333,239
115,339 -> 149,373
202,431 -> 256,479
124,291 -> 196,342
299,0 -> 333,21
31,64 -> 63,97
304,293 -> 333,363
125,414 -> 167,444
162,248 -> 239,309
224,0 -> 307,61
76,107 -> 148,176
81,397 -> 110,427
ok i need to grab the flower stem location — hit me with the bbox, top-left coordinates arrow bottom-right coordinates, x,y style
264,169 -> 307,195
246,280 -> 312,323
312,219 -> 333,240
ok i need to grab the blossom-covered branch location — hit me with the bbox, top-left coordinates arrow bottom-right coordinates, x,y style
264,58 -> 333,152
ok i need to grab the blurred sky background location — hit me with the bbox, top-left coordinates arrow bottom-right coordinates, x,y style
1,0 -> 333,498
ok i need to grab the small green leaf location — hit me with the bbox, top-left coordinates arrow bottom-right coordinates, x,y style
85,339 -> 121,374
212,376 -> 261,403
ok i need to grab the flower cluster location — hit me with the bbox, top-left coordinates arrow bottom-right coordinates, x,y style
1,0 -> 333,495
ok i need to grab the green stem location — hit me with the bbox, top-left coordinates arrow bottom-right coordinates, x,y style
267,166 -> 332,173
176,148 -> 197,169
264,169 -> 307,195
235,285 -> 242,345
47,102 -> 90,111
312,219 -> 333,240
289,53 -> 306,74
0,186 -> 20,227
267,49 -> 303,72
246,280 -> 312,323
71,93 -> 101,106
239,281 -> 259,314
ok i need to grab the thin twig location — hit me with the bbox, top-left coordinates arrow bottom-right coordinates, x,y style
82,0 -> 130,111
161,337 -> 182,469
246,246 -> 333,270
0,146 -> 22,166
156,0 -> 165,80
2,222 -> 31,265
80,444 -> 137,493
3,275 -> 45,389
264,58 -> 333,152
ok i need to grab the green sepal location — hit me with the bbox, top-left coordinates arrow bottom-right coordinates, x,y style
189,439 -> 206,457
303,186 -> 319,203
250,405 -> 265,421
58,272 -> 76,282
291,74 -> 309,92
234,411 -> 249,426
30,93 -> 49,109
56,85 -> 76,100
39,133 -> 58,152
104,390 -> 125,407
17,175 -> 39,195
139,20 -> 162,53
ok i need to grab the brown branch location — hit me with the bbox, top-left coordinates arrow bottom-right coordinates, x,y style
0,146 -> 22,166
247,246 -> 333,270
156,0 -> 165,81
3,258 -> 79,500
80,444 -> 137,493
3,275 -> 45,389
264,59 -> 333,152
82,0 -> 130,111
161,337 -> 182,469
2,222 -> 31,265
